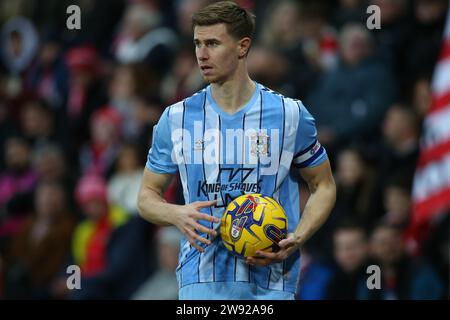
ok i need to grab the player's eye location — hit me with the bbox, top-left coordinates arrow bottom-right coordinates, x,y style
207,41 -> 219,47
194,40 -> 220,48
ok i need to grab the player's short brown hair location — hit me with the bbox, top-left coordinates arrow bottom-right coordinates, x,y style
192,1 -> 255,40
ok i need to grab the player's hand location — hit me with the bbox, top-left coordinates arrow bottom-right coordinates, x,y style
172,200 -> 219,253
245,233 -> 301,266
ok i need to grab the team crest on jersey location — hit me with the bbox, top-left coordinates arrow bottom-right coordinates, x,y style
250,132 -> 270,156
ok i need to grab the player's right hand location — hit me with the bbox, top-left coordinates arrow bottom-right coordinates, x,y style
172,200 -> 219,253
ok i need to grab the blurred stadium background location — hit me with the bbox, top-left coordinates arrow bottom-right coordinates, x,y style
0,0 -> 449,299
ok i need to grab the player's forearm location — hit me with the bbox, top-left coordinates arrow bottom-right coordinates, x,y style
294,178 -> 336,246
137,186 -> 179,226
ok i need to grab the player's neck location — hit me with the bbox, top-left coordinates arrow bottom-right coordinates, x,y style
210,73 -> 256,115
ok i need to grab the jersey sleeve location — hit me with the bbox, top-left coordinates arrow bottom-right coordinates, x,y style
292,101 -> 328,168
146,107 -> 178,174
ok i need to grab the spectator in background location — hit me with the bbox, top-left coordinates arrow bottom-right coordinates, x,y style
57,175 -> 151,299
379,174 -> 425,255
3,180 -> 75,299
0,16 -> 37,140
369,0 -> 411,90
129,94 -> 164,153
326,222 -> 372,299
258,0 -> 303,51
0,136 -> 36,208
365,223 -> 444,300
0,136 -> 37,246
307,23 -> 396,156
298,1 -> 338,72
160,44 -> 204,104
411,75 -> 432,120
107,143 -> 143,215
32,144 -> 69,183
334,147 -> 376,228
132,226 -> 182,300
250,0 -> 324,97
381,175 -> 413,231
247,47 -> 293,96
114,3 -> 178,77
24,31 -> 69,111
297,246 -> 334,300
305,147 -> 376,257
248,0 -> 305,96
108,63 -> 159,140
381,105 -> 420,166
0,16 -> 39,111
32,143 -> 76,211
19,98 -> 58,148
405,0 -> 448,86
0,16 -> 38,76
371,104 -> 420,222
79,106 -> 122,178
65,44 -> 108,161
0,94 -> 15,171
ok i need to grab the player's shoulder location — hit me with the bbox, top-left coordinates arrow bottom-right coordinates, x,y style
260,84 -> 306,113
186,87 -> 208,100
184,87 -> 208,108
164,88 -> 207,116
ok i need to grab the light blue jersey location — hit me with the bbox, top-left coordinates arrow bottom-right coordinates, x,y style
146,82 -> 327,297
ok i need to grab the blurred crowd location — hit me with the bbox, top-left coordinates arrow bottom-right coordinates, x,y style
0,0 -> 448,300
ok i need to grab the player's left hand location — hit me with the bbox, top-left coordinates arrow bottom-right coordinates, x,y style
245,233 -> 301,266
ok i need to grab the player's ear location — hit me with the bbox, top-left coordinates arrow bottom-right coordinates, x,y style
238,37 -> 251,58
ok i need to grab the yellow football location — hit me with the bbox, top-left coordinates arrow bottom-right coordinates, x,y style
220,194 -> 288,258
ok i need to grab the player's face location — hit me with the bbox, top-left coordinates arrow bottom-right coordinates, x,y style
194,23 -> 241,83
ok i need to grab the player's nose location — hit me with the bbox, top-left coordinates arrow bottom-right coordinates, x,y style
196,47 -> 209,61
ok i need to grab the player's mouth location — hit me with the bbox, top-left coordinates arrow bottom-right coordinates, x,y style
200,65 -> 213,73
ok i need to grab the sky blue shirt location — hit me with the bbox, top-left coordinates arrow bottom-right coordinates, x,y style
146,82 -> 328,294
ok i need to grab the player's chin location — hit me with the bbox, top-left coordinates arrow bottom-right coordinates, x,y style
202,75 -> 216,83
202,74 -> 224,84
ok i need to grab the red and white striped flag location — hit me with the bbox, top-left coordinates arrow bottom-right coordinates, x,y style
412,6 -> 450,232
